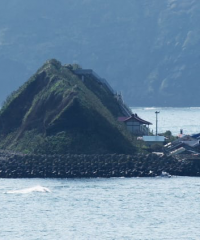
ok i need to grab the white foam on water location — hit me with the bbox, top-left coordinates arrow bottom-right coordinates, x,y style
143,107 -> 157,110
6,185 -> 51,194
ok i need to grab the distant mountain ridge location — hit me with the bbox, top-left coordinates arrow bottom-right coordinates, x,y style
0,0 -> 200,106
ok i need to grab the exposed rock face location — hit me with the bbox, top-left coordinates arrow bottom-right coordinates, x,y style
0,59 -> 135,154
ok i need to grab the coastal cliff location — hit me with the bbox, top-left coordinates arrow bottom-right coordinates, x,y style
0,59 -> 135,154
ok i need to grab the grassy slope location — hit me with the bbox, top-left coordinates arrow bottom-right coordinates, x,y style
0,59 -> 136,154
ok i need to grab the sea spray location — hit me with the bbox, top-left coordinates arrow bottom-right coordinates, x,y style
6,185 -> 51,194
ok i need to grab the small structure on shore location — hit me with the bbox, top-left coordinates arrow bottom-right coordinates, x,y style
141,110 -> 165,146
164,134 -> 200,156
118,114 -> 152,135
142,135 -> 165,146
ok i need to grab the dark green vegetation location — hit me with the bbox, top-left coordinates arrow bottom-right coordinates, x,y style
162,131 -> 177,142
0,59 -> 136,154
1,0 -> 200,107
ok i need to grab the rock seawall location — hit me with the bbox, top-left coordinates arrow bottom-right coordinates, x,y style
0,151 -> 200,178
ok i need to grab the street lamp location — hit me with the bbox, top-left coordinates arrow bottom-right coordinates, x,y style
155,111 -> 160,136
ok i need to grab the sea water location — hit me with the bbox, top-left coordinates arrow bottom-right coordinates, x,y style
1,107 -> 200,240
131,107 -> 200,136
0,177 -> 200,240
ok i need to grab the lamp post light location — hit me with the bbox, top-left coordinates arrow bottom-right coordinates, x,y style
155,111 -> 160,136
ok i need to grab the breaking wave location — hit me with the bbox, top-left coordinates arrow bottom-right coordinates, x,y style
6,185 -> 51,194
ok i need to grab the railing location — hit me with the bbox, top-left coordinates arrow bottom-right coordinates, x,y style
119,102 -> 132,117
74,69 -> 132,117
74,69 -> 116,94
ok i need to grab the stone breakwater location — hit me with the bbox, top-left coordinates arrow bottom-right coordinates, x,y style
0,151 -> 200,178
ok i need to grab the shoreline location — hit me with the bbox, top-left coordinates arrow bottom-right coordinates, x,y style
0,151 -> 200,178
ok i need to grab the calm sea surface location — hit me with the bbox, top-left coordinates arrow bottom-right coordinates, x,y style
0,177 -> 200,240
1,108 -> 200,240
131,107 -> 200,135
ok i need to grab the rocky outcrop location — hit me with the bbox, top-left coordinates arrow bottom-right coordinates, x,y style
0,60 -> 135,155
0,151 -> 200,178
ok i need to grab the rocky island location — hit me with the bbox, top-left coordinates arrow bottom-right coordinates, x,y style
0,59 -> 200,178
0,59 -> 135,155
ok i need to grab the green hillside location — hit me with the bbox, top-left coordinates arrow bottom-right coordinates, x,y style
0,59 -> 135,154
1,0 -> 200,107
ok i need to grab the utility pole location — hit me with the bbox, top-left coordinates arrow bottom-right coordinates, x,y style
155,111 -> 160,136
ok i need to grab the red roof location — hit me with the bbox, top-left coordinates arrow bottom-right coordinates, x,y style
120,114 -> 152,125
118,117 -> 128,122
